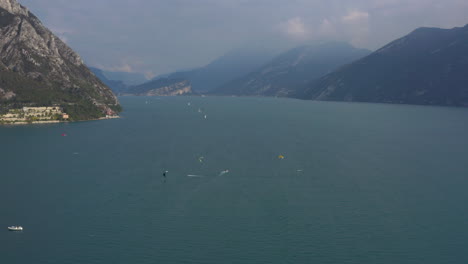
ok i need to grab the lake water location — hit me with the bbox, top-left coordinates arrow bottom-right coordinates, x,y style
2,96 -> 468,264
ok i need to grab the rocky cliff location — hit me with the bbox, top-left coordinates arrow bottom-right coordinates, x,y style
126,78 -> 193,96
0,0 -> 120,120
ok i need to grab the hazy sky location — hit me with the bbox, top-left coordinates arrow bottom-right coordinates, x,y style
20,0 -> 468,78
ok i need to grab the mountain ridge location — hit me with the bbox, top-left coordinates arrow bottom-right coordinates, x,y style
213,42 -> 371,97
126,77 -> 193,96
0,0 -> 120,120
295,24 -> 468,106
128,48 -> 277,95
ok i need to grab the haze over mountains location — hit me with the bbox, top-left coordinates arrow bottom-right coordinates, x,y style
126,48 -> 276,95
99,70 -> 147,86
0,0 -> 120,120
90,67 -> 128,95
123,43 -> 370,97
215,43 -> 370,97
132,24 -> 467,108
118,23 -> 468,108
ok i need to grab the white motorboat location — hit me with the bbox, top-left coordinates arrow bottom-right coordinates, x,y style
8,226 -> 23,231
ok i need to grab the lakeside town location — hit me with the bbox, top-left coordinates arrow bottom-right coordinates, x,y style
0,106 -> 119,125
0,106 -> 69,124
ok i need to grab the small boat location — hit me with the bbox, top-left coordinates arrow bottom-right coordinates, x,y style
8,226 -> 23,231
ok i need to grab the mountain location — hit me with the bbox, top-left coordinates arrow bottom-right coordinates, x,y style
296,25 -> 468,106
126,78 -> 192,96
90,67 -> 128,94
131,48 -> 276,95
0,0 -> 120,120
214,42 -> 371,97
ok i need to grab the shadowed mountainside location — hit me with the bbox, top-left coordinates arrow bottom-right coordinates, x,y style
295,24 -> 468,107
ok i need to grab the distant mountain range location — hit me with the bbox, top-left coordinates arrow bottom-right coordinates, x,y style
85,15 -> 468,109
90,67 -> 128,94
98,70 -> 148,86
89,67 -> 149,95
0,0 -> 120,120
124,48 -> 276,96
125,78 -> 193,96
295,24 -> 468,106
214,42 -> 371,97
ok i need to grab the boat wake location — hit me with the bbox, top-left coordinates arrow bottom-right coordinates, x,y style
218,170 -> 230,176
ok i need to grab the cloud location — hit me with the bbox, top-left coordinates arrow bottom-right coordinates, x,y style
318,19 -> 337,37
341,10 -> 370,47
94,63 -> 134,73
111,64 -> 133,73
280,17 -> 309,39
342,10 -> 370,23
20,0 -> 468,74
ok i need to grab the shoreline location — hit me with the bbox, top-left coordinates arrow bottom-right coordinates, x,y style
0,116 -> 120,126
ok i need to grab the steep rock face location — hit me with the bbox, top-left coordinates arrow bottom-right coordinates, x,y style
214,43 -> 370,97
0,0 -> 120,120
298,25 -> 468,106
126,78 -> 192,96
0,0 -> 27,16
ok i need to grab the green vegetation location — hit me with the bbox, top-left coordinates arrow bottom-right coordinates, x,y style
109,104 -> 123,113
63,102 -> 103,121
0,69 -> 120,120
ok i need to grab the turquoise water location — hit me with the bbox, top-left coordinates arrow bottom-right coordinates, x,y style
2,96 -> 468,264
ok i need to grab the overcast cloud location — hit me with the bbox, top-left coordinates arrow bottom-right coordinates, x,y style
19,0 -> 468,77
